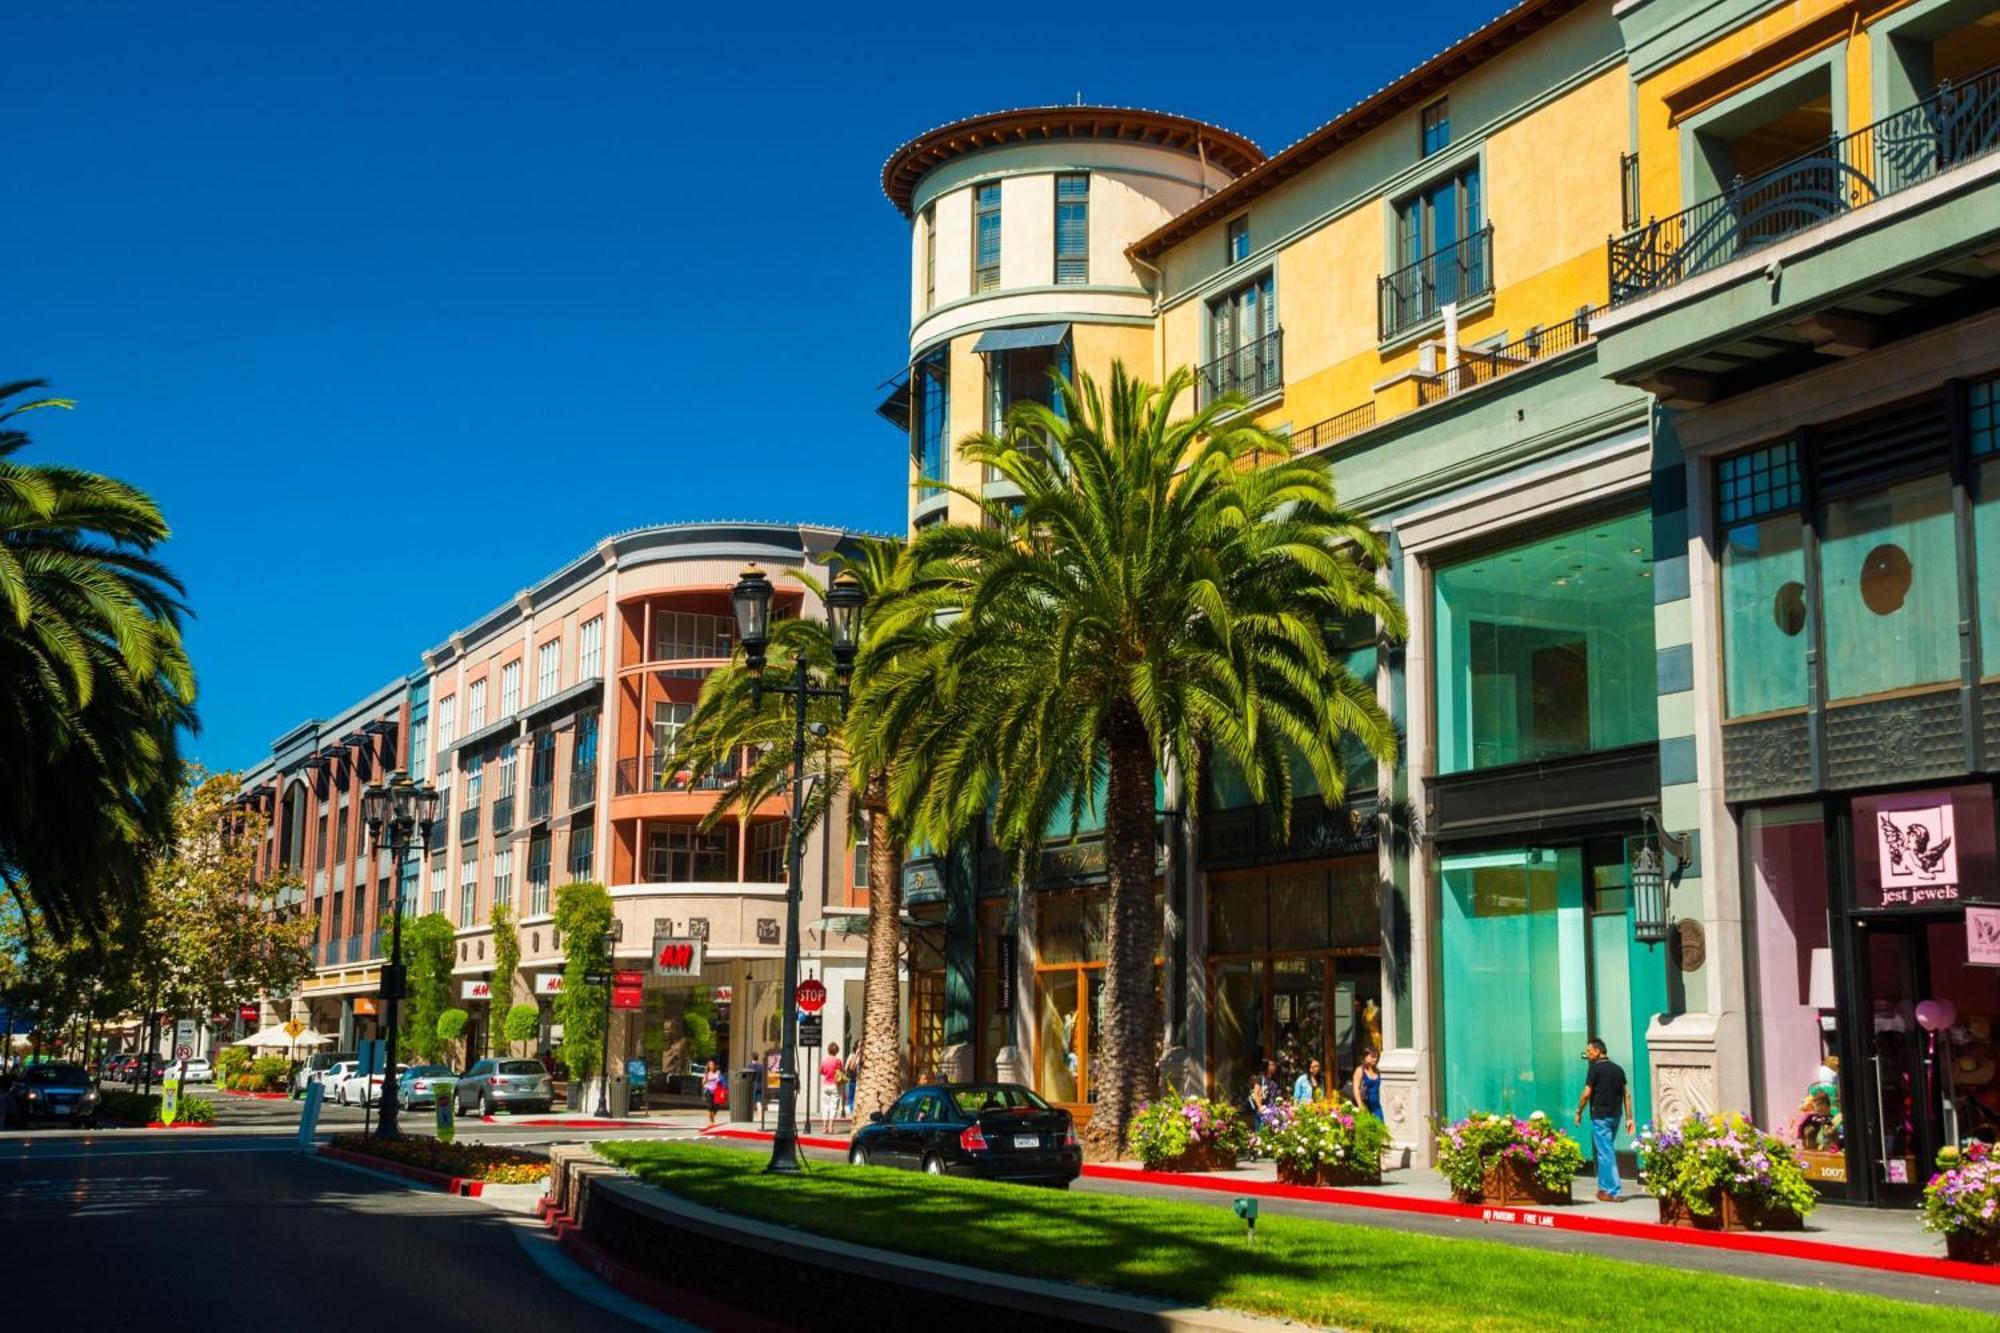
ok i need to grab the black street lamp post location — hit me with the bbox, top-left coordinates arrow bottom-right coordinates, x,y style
362,770 -> 442,1139
594,919 -> 624,1117
730,563 -> 865,1174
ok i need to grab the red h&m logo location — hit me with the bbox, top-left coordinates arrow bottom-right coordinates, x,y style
653,938 -> 703,976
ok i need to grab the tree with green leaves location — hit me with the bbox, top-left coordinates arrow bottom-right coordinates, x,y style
0,380 -> 197,943
503,1003 -> 540,1053
871,363 -> 1403,1157
553,881 -> 612,1084
489,900 -> 519,1026
400,912 -> 456,1064
680,538 -> 920,1121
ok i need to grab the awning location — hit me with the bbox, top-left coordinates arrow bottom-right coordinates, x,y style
971,323 -> 1070,354
875,369 -> 911,431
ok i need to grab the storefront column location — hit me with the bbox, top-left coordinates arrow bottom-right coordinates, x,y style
1384,543 -> 1434,1162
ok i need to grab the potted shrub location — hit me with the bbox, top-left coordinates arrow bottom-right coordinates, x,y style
1262,1099 -> 1390,1187
1638,1113 -> 1816,1231
1922,1142 -> 2000,1264
1435,1112 -> 1582,1206
1128,1095 -> 1250,1172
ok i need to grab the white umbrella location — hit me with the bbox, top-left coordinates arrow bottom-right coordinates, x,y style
233,1025 -> 293,1047
290,1030 -> 333,1047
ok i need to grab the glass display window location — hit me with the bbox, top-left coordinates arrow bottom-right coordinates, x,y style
1820,472 -> 1957,701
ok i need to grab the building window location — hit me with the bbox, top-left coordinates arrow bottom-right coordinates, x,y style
922,204 -> 937,312
464,755 -> 484,807
1421,98 -> 1450,156
973,181 -> 1002,292
500,661 -> 520,717
1821,472 -> 1957,701
567,826 -> 595,883
527,834 -> 552,915
1385,163 -> 1486,338
496,744 -> 517,798
1718,442 -> 1808,717
459,860 -> 478,928
750,820 -> 788,883
409,716 -> 429,781
429,861 -> 446,916
651,701 -> 690,788
647,824 -> 730,883
1202,272 -> 1280,405
1620,151 -> 1641,231
1054,174 -> 1089,284
1226,215 -> 1250,265
536,639 -> 560,702
652,611 -> 733,662
852,812 -> 870,890
912,345 -> 950,498
572,710 -> 599,773
492,847 -> 514,914
1432,510 -> 1657,774
578,616 -> 604,680
1975,379 -> 2000,678
468,679 -> 487,732
334,797 -> 349,865
437,695 -> 456,751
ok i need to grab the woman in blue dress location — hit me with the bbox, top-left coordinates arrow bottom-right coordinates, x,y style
1351,1047 -> 1384,1120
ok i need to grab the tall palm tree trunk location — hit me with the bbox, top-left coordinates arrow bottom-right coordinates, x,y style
854,774 -> 903,1121
1083,700 -> 1161,1160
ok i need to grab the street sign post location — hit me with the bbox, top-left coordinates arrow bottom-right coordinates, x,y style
297,1080 -> 324,1151
798,1014 -> 823,1048
159,1073 -> 181,1126
435,1081 -> 457,1144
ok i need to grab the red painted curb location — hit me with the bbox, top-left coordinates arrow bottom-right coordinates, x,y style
703,1125 -> 847,1152
541,1199 -> 795,1333
508,1117 -> 678,1130
316,1145 -> 485,1197
1082,1163 -> 2000,1287
144,1121 -> 217,1129
700,1126 -> 1999,1288
220,1090 -> 290,1100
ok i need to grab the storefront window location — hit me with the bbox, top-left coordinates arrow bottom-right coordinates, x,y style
1036,969 -> 1082,1103
1820,473 -> 1957,701
1433,511 -> 1657,773
1721,515 -> 1809,715
1741,805 -> 1843,1182
1977,459 -> 2000,680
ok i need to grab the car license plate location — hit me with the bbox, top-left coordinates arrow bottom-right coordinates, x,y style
1012,1134 -> 1040,1149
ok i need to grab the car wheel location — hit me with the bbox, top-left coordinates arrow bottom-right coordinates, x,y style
922,1155 -> 946,1177
848,1144 -> 870,1167
480,1091 -> 493,1118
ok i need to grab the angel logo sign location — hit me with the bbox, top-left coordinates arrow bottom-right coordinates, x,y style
1867,793 -> 1961,909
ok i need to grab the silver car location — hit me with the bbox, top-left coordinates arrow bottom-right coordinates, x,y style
396,1064 -> 455,1109
453,1059 -> 553,1116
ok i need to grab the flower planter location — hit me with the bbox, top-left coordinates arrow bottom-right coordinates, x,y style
1657,1191 -> 1805,1232
1276,1158 -> 1382,1188
1147,1144 -> 1238,1173
1454,1157 -> 1571,1207
1945,1229 -> 2000,1265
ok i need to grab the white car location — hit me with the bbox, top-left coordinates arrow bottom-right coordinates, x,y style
325,1060 -> 361,1104
333,1062 -> 407,1106
180,1058 -> 213,1083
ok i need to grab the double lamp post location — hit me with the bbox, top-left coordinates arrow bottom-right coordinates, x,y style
362,771 -> 441,1139
728,562 -> 865,1175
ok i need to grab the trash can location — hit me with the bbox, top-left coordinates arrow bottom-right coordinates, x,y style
607,1071 -> 630,1118
729,1066 -> 756,1122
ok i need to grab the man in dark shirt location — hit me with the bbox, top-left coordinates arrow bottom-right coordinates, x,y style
1574,1037 -> 1635,1202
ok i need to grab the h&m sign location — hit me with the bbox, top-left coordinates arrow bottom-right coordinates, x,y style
652,936 -> 705,978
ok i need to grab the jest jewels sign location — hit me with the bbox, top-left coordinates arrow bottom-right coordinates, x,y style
1855,787 -> 1989,912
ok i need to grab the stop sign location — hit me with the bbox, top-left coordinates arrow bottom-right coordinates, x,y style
795,979 -> 827,1014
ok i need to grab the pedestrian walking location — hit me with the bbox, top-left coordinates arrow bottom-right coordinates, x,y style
842,1046 -> 859,1116
1575,1036 -> 1635,1202
1291,1058 -> 1323,1105
700,1057 -> 723,1126
819,1042 -> 843,1118
1351,1048 -> 1384,1120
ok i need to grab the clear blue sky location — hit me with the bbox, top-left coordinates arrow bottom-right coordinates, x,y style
1,2 -> 1501,771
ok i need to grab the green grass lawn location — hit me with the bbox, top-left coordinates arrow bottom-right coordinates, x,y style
595,1140 -> 1989,1333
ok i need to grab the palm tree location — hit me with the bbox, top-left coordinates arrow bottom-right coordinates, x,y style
678,537 -> 921,1121
0,380 -> 196,942
872,362 -> 1403,1157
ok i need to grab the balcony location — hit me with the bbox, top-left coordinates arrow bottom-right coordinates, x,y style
569,762 -> 599,809
1195,329 -> 1283,410
615,754 -> 741,796
493,793 -> 515,836
1286,402 -> 1376,454
1378,225 -> 1493,341
344,935 -> 361,964
1609,69 -> 2000,306
528,780 -> 553,822
1415,308 -> 1599,406
458,806 -> 481,844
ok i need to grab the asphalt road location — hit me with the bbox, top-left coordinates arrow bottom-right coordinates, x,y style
0,1128 -> 699,1332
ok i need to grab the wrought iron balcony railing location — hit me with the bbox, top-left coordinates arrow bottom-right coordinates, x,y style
614,753 -> 741,796
1195,328 -> 1284,409
528,780 -> 553,822
1378,225 -> 1494,341
344,935 -> 361,964
458,806 -> 481,844
1416,307 -> 1600,404
492,793 -> 515,836
569,762 -> 598,809
1286,402 -> 1376,453
1609,68 -> 2000,304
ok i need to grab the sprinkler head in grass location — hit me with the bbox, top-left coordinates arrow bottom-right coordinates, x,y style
1234,1196 -> 1258,1244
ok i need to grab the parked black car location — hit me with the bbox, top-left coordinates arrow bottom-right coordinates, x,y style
3,1062 -> 100,1129
848,1082 -> 1080,1187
